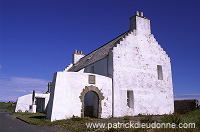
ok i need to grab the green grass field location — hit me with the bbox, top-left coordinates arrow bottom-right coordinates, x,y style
0,102 -> 16,112
13,108 -> 200,132
1,101 -> 199,131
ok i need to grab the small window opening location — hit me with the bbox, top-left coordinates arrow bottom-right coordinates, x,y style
157,65 -> 163,80
127,90 -> 133,108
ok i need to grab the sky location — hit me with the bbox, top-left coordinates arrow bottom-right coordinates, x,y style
0,0 -> 200,102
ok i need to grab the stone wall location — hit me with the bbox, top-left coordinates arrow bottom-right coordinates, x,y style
174,99 -> 199,114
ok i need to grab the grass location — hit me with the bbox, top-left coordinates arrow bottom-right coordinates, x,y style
13,113 -> 95,131
181,108 -> 200,127
161,109 -> 200,125
155,109 -> 200,132
0,102 -> 16,112
13,113 -> 51,126
12,109 -> 200,132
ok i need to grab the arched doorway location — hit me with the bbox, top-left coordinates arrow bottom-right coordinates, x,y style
79,85 -> 104,118
84,91 -> 99,118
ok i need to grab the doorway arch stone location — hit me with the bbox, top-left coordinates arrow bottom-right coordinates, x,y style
79,85 -> 104,118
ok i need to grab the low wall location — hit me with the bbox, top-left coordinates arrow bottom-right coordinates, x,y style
174,99 -> 199,114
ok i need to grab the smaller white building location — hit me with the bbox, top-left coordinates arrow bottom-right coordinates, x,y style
15,83 -> 51,113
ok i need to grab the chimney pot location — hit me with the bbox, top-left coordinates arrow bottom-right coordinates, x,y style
140,12 -> 144,17
135,11 -> 139,16
74,50 -> 83,54
74,49 -> 77,54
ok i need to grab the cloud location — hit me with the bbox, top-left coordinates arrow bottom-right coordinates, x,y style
0,74 -> 49,102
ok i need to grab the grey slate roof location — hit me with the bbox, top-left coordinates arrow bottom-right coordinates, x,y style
68,30 -> 130,72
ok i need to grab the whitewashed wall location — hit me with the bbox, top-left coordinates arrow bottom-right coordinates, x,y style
15,94 -> 32,112
112,30 -> 174,117
15,93 -> 50,112
47,72 -> 112,121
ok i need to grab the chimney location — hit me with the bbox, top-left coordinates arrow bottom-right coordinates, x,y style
135,11 -> 139,16
129,11 -> 151,35
47,82 -> 52,93
72,50 -> 84,64
139,12 -> 144,17
32,90 -> 35,105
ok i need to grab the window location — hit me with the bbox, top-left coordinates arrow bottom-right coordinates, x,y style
91,66 -> 94,73
127,90 -> 133,108
157,65 -> 163,80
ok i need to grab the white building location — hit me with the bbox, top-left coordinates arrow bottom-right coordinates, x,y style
46,11 -> 174,121
15,83 -> 51,113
